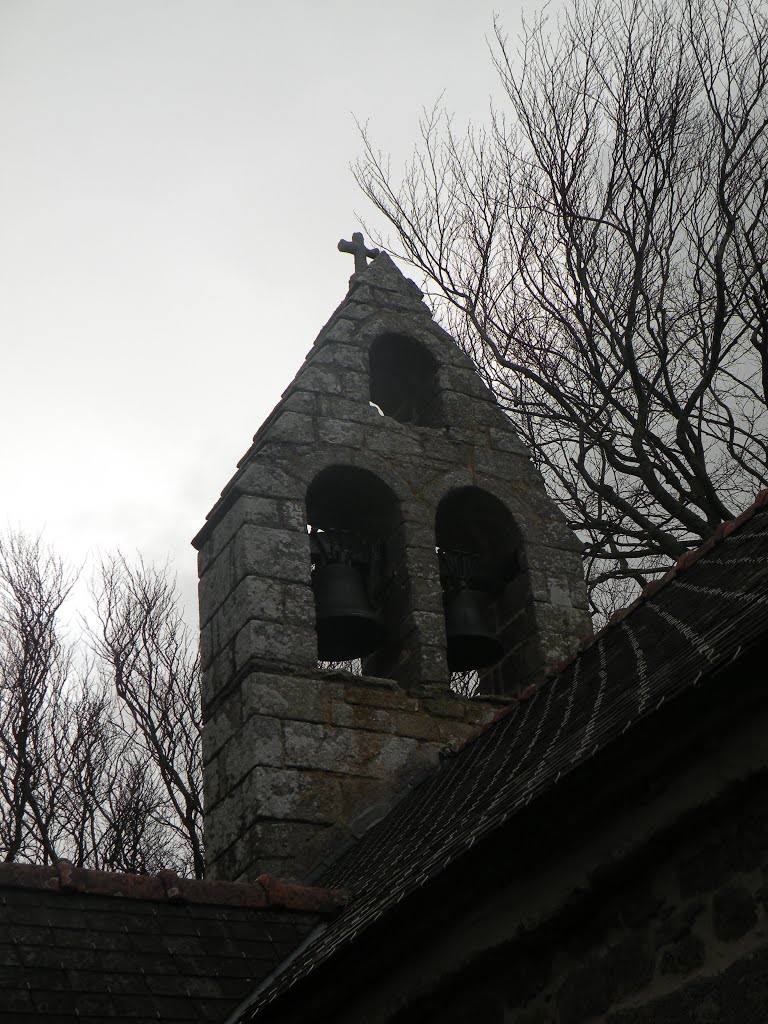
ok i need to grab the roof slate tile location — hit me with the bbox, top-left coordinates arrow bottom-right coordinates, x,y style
0,868 -> 332,1022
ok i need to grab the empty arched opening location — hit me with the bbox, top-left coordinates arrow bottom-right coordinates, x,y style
306,466 -> 405,677
369,334 -> 441,426
435,487 -> 526,696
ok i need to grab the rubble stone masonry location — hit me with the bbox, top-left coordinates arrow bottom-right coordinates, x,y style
194,253 -> 591,883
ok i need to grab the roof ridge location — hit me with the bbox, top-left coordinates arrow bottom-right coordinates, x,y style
0,861 -> 352,915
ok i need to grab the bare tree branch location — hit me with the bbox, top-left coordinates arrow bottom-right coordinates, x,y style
0,532 -> 204,877
355,0 -> 768,619
89,554 -> 205,878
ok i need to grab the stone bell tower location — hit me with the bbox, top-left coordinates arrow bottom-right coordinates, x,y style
193,235 -> 590,883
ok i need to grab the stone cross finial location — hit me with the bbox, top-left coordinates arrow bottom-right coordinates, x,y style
338,232 -> 380,274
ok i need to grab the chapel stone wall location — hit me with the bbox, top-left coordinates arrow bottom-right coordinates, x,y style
194,250 -> 591,883
201,669 -> 500,883
385,776 -> 768,1024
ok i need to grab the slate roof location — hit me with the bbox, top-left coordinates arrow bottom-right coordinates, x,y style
0,862 -> 349,1023
234,490 -> 768,1022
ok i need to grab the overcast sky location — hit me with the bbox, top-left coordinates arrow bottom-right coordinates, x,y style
0,1 -> 520,625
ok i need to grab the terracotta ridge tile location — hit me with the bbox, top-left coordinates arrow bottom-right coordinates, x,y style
0,861 -> 352,914
255,873 -> 353,913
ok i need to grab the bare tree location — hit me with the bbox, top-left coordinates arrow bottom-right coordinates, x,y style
98,746 -> 180,875
49,674 -> 175,875
0,533 -> 76,862
355,0 -> 768,617
0,531 -> 204,877
89,554 -> 205,878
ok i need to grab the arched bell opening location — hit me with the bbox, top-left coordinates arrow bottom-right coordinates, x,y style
369,333 -> 442,427
306,466 -> 405,677
435,487 -> 525,697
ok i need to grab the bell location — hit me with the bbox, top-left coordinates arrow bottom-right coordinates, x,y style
444,588 -> 504,671
312,562 -> 386,661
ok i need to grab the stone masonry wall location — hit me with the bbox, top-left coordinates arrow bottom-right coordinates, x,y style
194,252 -> 591,884
202,669 -> 502,883
194,253 -> 590,706
390,777 -> 768,1024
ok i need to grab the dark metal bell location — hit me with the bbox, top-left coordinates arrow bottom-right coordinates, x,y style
312,562 -> 386,661
445,588 -> 504,671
